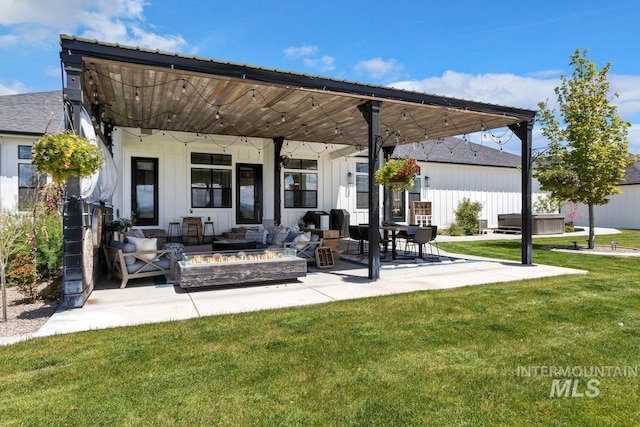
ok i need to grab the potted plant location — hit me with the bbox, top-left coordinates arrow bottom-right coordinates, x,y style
104,217 -> 135,242
31,131 -> 103,184
375,157 -> 420,191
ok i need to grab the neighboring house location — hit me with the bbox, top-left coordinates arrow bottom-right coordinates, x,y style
0,91 -> 64,210
564,161 -> 640,230
335,138 -> 543,229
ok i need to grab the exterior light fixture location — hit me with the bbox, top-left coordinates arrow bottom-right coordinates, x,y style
424,176 -> 431,187
347,172 -> 354,185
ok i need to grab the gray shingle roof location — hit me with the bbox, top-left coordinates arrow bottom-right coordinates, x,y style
623,161 -> 640,185
0,91 -> 65,135
393,137 -> 521,167
357,136 -> 522,168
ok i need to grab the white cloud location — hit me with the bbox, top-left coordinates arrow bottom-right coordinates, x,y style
389,70 -> 640,155
0,0 -> 187,52
283,45 -> 318,59
390,70 -> 558,110
611,74 -> 640,119
0,81 -> 28,95
283,45 -> 334,72
354,57 -> 404,81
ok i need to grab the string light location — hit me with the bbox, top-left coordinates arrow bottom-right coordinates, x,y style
87,66 -> 517,156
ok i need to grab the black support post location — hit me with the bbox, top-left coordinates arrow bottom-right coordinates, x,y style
509,120 -> 534,265
358,101 -> 382,280
61,49 -> 92,308
273,137 -> 284,225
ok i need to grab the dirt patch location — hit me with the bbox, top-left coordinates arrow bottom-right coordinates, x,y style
545,245 -> 640,255
0,282 -> 60,338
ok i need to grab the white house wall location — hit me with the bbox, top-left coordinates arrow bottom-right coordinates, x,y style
563,185 -> 640,230
425,162 -> 540,228
113,128 -> 336,233
0,134 -> 40,211
333,158 -> 543,229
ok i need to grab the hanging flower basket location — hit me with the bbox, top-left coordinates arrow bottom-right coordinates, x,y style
375,157 -> 420,191
31,131 -> 104,184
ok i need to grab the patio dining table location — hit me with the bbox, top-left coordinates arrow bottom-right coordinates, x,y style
380,224 -> 408,260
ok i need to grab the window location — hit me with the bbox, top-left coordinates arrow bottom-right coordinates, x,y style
132,157 -> 159,226
355,162 -> 368,209
191,152 -> 232,166
18,145 -> 32,159
18,163 -> 45,210
408,178 -> 421,206
284,159 -> 317,208
191,153 -> 232,208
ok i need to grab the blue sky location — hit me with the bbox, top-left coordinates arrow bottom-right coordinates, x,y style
1,0 -> 640,153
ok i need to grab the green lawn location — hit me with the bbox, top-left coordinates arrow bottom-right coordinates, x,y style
1,231 -> 639,426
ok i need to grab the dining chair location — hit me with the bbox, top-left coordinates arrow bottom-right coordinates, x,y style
347,225 -> 364,254
429,225 -> 440,256
398,224 -> 419,255
412,227 -> 434,259
359,224 -> 389,256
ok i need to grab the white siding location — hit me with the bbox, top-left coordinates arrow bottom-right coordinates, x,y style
332,158 -> 544,229
563,185 -> 640,229
113,128 -> 339,233
0,135 -> 41,211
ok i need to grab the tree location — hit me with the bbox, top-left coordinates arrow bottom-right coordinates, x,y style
535,49 -> 634,249
0,206 -> 25,322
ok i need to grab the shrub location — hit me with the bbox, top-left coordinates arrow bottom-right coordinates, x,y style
448,223 -> 463,236
35,210 -> 63,281
454,198 -> 484,235
7,252 -> 39,303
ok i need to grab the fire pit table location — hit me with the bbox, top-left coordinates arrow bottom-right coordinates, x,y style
177,248 -> 306,289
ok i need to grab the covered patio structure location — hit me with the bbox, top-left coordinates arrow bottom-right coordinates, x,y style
59,35 -> 535,307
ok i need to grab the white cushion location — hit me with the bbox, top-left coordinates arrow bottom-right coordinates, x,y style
292,231 -> 311,250
126,236 -> 158,261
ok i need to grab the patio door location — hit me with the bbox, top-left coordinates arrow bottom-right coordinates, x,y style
131,157 -> 158,226
236,163 -> 262,224
390,188 -> 406,223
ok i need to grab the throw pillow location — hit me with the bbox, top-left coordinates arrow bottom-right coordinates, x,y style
245,229 -> 268,244
126,229 -> 145,239
126,236 -> 158,261
292,232 -> 311,250
121,242 -> 137,265
272,227 -> 290,247
285,230 -> 303,242
265,225 -> 278,244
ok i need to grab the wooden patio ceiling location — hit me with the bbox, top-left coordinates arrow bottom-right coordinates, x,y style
61,36 -> 535,147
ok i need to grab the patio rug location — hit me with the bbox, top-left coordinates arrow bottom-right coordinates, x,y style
339,252 -> 469,270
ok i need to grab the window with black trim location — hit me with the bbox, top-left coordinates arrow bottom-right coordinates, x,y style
18,145 -> 32,159
408,178 -> 421,206
191,153 -> 232,208
355,162 -> 369,209
284,158 -> 317,208
18,163 -> 45,210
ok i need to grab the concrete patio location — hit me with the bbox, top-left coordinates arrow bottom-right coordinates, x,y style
2,228 -> 613,345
